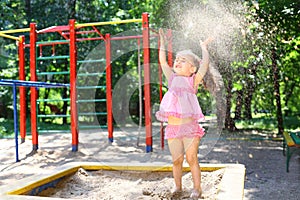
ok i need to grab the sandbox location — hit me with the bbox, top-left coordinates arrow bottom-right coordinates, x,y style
0,162 -> 245,200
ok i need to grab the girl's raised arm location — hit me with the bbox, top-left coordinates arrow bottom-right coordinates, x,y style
194,37 -> 214,87
159,29 -> 173,81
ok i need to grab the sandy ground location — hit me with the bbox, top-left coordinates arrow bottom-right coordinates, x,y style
0,126 -> 299,199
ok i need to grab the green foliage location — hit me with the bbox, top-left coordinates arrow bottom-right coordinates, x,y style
0,117 -> 70,138
0,1 -> 26,28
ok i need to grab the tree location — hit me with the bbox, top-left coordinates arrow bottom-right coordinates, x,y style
251,0 -> 300,134
1,0 -> 299,135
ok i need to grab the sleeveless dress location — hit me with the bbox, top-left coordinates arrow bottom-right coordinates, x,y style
155,72 -> 205,139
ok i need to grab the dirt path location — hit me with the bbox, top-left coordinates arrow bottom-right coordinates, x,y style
0,128 -> 299,199
200,136 -> 300,200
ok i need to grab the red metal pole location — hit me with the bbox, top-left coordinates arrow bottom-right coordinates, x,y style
158,37 -> 164,150
69,19 -> 79,152
19,35 -> 26,143
142,13 -> 152,152
105,33 -> 113,142
30,23 -> 38,151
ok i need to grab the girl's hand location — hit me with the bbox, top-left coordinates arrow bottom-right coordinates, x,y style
159,28 -> 164,37
200,37 -> 214,48
159,28 -> 166,43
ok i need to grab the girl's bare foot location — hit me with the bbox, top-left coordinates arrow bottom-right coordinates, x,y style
190,189 -> 202,199
171,187 -> 182,197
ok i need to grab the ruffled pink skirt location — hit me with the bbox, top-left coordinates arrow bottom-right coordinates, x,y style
165,121 -> 205,139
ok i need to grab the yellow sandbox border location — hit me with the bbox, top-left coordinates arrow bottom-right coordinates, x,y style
0,162 -> 245,200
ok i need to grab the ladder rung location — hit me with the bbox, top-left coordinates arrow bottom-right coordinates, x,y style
78,112 -> 107,116
77,72 -> 106,77
37,71 -> 70,75
37,98 -> 70,102
77,86 -> 106,89
38,129 -> 71,133
37,114 -> 70,118
36,40 -> 69,45
77,59 -> 105,64
77,99 -> 106,103
79,125 -> 107,129
37,55 -> 69,60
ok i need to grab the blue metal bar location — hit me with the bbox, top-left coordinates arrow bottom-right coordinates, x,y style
0,79 -> 70,88
0,79 -> 70,163
13,84 -> 20,162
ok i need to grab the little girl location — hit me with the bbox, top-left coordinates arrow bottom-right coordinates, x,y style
156,29 -> 213,199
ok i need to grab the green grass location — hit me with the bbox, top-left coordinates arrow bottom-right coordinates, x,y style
235,115 -> 300,131
235,117 -> 277,130
0,118 -> 15,138
0,118 -> 70,138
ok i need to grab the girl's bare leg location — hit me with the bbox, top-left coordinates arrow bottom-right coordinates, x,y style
184,137 -> 202,197
168,138 -> 184,192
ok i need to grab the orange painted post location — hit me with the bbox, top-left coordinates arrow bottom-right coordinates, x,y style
19,35 -> 26,143
30,23 -> 38,151
69,19 -> 79,151
105,33 -> 113,142
142,13 -> 152,152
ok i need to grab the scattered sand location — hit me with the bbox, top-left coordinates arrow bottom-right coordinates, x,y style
39,168 -> 224,199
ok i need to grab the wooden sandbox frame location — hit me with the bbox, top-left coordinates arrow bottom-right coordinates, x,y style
0,162 -> 245,200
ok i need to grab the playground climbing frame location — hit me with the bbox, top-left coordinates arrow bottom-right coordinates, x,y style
0,13 -> 156,153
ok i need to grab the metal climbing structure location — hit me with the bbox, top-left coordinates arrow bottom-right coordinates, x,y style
0,13 -> 156,153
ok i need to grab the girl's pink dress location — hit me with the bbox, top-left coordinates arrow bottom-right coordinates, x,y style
156,72 -> 205,139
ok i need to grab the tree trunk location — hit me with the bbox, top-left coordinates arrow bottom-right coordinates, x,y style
244,64 -> 257,120
272,49 -> 284,135
243,89 -> 253,120
224,76 -> 237,131
283,82 -> 295,116
234,90 -> 243,120
25,0 -> 31,21
244,80 -> 255,120
68,0 -> 76,19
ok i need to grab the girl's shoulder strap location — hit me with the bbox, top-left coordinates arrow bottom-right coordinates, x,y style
189,73 -> 196,85
168,72 -> 176,87
190,74 -> 199,93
